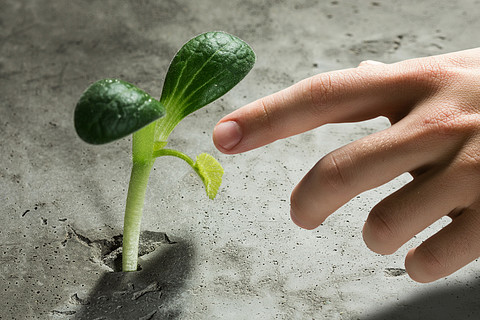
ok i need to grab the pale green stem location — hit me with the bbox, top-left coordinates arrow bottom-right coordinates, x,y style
122,124 -> 156,272
152,148 -> 195,166
122,122 -> 191,271
122,160 -> 154,271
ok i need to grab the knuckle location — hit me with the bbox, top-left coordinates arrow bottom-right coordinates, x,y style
454,144 -> 480,176
258,96 -> 274,132
316,151 -> 351,193
304,73 -> 338,113
420,108 -> 479,138
409,58 -> 458,87
461,150 -> 480,169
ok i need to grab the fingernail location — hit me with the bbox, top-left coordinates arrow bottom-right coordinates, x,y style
213,121 -> 242,151
359,60 -> 384,66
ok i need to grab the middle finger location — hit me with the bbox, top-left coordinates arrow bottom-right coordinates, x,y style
290,114 -> 463,229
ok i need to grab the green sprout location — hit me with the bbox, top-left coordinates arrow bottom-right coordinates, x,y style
74,32 -> 255,271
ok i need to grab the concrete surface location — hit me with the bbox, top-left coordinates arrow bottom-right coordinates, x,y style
1,0 -> 480,319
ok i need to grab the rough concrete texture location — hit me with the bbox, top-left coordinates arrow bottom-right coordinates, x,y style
1,0 -> 480,319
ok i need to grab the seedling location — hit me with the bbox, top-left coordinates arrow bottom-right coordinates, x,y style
74,32 -> 255,271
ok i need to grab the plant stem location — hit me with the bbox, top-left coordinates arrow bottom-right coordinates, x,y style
121,121 -> 176,271
152,148 -> 195,166
122,123 -> 156,272
122,160 -> 154,271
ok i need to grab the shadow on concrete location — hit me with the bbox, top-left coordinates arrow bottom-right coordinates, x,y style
360,278 -> 480,320
74,238 -> 194,320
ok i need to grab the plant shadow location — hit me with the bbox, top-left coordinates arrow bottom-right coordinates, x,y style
74,238 -> 194,320
359,278 -> 480,320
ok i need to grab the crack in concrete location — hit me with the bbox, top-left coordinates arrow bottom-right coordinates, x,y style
68,293 -> 90,305
139,309 -> 157,320
384,268 -> 407,277
50,309 -> 76,316
132,281 -> 162,300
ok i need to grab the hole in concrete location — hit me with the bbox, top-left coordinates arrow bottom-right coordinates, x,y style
63,225 -> 175,272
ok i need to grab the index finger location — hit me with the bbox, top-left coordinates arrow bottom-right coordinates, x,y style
213,61 -> 429,154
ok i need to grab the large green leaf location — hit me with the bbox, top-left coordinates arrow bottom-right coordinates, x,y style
74,79 -> 165,144
155,31 -> 256,141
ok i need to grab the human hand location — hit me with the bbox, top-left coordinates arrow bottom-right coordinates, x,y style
212,48 -> 480,283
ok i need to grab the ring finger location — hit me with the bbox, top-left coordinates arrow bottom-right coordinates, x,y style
362,164 -> 478,256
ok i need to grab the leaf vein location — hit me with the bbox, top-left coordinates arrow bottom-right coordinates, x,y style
181,69 -> 229,106
164,58 -> 190,108
172,42 -> 233,106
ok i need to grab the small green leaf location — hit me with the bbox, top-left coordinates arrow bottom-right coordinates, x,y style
152,149 -> 224,199
193,153 -> 224,200
75,79 -> 165,144
155,31 -> 256,141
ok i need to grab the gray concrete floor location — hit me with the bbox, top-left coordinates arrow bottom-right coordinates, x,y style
1,0 -> 480,319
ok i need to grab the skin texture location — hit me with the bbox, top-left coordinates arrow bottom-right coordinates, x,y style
212,48 -> 480,283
